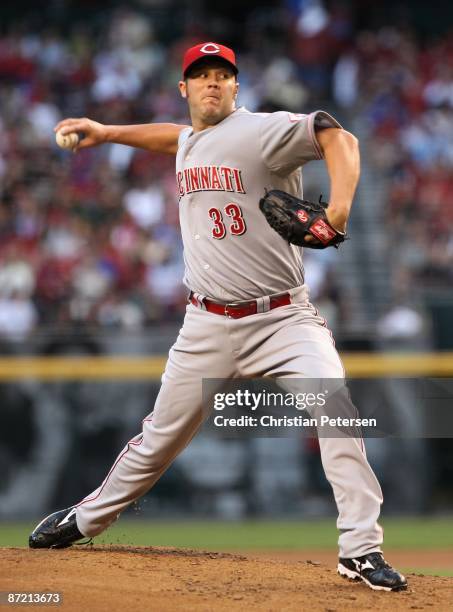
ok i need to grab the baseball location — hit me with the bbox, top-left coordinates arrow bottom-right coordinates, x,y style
55,130 -> 79,149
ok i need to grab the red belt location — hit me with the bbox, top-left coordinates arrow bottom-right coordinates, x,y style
189,291 -> 291,319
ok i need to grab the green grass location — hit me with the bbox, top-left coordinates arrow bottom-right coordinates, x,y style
403,569 -> 453,577
1,517 -> 453,551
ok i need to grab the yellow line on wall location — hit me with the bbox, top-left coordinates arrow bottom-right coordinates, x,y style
342,352 -> 453,376
0,353 -> 452,380
0,357 -> 167,380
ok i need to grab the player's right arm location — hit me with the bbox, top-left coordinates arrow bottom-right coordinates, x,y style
54,118 -> 189,155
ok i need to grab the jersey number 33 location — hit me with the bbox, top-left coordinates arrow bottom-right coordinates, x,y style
208,203 -> 247,240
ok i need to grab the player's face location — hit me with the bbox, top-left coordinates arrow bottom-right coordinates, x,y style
179,61 -> 239,131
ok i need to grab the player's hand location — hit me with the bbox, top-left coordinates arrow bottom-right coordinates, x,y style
326,208 -> 347,234
54,118 -> 108,151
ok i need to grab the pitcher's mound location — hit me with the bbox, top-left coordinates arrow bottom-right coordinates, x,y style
1,546 -> 450,611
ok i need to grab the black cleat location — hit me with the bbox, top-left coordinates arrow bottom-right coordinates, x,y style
338,552 -> 408,591
29,507 -> 85,549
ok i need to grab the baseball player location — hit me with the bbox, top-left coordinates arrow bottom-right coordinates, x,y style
29,42 -> 407,592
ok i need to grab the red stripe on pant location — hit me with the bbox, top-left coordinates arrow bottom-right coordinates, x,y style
76,416 -> 153,507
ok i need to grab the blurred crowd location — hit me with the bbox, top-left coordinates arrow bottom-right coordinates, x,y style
355,27 -> 453,298
0,1 -> 452,342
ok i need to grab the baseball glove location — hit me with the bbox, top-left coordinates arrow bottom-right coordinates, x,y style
259,189 -> 347,249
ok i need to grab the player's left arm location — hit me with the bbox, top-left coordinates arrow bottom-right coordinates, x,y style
315,127 -> 360,233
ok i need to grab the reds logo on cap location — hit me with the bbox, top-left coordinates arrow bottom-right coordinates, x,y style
182,42 -> 238,77
200,43 -> 221,54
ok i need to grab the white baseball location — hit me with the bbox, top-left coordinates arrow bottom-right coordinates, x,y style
55,130 -> 79,149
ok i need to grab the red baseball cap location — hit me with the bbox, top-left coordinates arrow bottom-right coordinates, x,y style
182,42 -> 238,77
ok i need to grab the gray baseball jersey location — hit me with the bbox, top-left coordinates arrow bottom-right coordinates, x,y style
73,107 -> 384,560
176,107 -> 341,302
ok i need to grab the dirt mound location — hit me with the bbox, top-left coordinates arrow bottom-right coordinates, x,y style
1,546 -> 450,611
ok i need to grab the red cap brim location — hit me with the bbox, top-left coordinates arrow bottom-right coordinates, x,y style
183,42 -> 238,77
